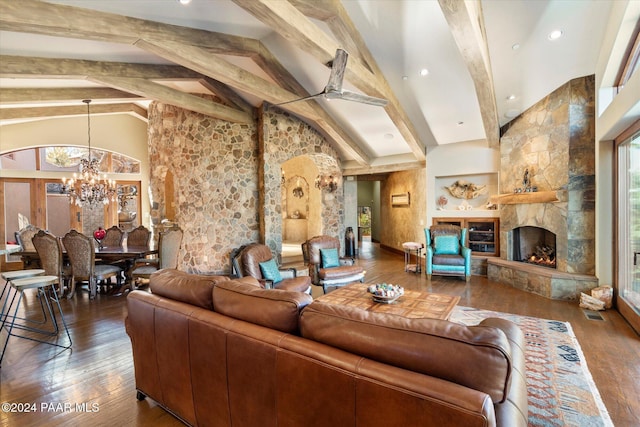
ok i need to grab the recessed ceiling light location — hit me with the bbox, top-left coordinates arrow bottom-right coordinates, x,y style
384,133 -> 394,140
177,0 -> 192,4
457,121 -> 464,126
419,68 -> 429,77
506,94 -> 516,101
402,75 -> 408,81
512,43 -> 520,50
548,30 -> 563,41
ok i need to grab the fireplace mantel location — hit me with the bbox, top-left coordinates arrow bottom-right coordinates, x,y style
489,190 -> 565,205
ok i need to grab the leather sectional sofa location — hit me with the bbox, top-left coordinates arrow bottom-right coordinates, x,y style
125,269 -> 528,426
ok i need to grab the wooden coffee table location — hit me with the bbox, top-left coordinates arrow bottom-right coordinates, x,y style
316,283 -> 460,320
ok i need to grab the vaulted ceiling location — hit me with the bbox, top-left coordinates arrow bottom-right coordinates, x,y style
0,0 -> 616,174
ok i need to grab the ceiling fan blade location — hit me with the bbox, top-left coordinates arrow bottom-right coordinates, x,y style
338,90 -> 388,107
274,92 -> 324,106
325,48 -> 348,92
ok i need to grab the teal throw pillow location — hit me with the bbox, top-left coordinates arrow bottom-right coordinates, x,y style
434,235 -> 460,255
320,248 -> 340,268
259,259 -> 282,284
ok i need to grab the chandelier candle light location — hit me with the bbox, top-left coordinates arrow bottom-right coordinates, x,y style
61,100 -> 117,206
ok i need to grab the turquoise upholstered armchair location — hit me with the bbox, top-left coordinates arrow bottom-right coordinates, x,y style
425,224 -> 471,281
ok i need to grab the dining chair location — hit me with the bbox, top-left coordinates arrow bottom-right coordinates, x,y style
102,225 -> 125,247
31,230 -> 71,298
15,224 -> 44,252
62,230 -> 123,299
130,227 -> 183,287
126,225 -> 151,247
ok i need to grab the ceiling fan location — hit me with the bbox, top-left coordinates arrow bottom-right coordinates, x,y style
277,49 -> 388,107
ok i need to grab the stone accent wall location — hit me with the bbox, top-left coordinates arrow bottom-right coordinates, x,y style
260,106 -> 343,255
498,75 -> 595,275
489,75 -> 597,299
147,102 -> 342,273
147,102 -> 260,273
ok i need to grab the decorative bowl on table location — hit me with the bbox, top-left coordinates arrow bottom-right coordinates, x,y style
367,283 -> 404,304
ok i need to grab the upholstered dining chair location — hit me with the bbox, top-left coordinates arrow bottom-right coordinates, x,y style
126,225 -> 151,247
31,230 -> 71,298
130,227 -> 183,287
302,235 -> 365,294
101,226 -> 124,247
62,230 -> 122,299
424,224 -> 471,281
15,224 -> 43,252
230,243 -> 311,293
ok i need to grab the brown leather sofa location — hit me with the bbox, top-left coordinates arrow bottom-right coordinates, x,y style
126,269 -> 528,427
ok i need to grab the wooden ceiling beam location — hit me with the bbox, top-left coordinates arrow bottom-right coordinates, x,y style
343,161 -> 426,176
438,0 -> 500,148
89,76 -> 253,124
0,103 -> 147,121
0,88 -> 144,104
232,0 -> 382,98
0,55 -> 201,80
0,55 -> 251,123
0,0 -> 259,54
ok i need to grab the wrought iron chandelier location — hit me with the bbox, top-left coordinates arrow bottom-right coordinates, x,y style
61,99 -> 117,206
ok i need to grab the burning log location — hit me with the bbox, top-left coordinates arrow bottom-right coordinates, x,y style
523,244 -> 556,267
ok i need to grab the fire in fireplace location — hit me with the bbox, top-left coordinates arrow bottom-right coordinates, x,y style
512,226 -> 557,269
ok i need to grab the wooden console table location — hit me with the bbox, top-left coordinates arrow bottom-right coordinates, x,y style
316,283 -> 460,320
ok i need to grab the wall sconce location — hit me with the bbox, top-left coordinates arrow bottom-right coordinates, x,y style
315,174 -> 338,192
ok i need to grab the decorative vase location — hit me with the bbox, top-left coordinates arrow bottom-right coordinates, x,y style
93,227 -> 106,248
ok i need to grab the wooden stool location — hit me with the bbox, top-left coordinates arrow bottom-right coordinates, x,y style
0,275 -> 72,366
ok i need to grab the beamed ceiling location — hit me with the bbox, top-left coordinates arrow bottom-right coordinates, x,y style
0,0 -> 621,175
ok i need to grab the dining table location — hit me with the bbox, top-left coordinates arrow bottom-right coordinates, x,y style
0,244 -> 21,256
14,244 -> 158,294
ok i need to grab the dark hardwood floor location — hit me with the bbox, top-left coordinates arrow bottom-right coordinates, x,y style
1,243 -> 639,426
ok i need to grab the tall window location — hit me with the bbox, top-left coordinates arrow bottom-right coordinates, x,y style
617,129 -> 640,325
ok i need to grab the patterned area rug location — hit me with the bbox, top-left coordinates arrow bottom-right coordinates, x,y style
450,306 -> 613,427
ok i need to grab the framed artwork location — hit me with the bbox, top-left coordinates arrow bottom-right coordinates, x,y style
391,192 -> 410,206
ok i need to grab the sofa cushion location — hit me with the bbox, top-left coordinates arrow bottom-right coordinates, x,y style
274,276 -> 312,293
300,301 -> 514,403
213,279 -> 313,334
320,248 -> 340,268
434,235 -> 459,255
318,265 -> 363,280
259,258 -> 282,284
149,269 -> 230,310
432,254 -> 466,266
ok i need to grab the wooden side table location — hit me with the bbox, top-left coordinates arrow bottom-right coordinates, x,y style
402,242 -> 423,274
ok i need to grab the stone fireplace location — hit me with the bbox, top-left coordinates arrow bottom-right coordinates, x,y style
487,75 -> 598,300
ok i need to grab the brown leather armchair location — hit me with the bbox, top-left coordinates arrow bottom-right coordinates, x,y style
302,235 -> 365,293
230,243 -> 311,294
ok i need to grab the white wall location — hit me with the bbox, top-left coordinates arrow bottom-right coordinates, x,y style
426,139 -> 500,226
